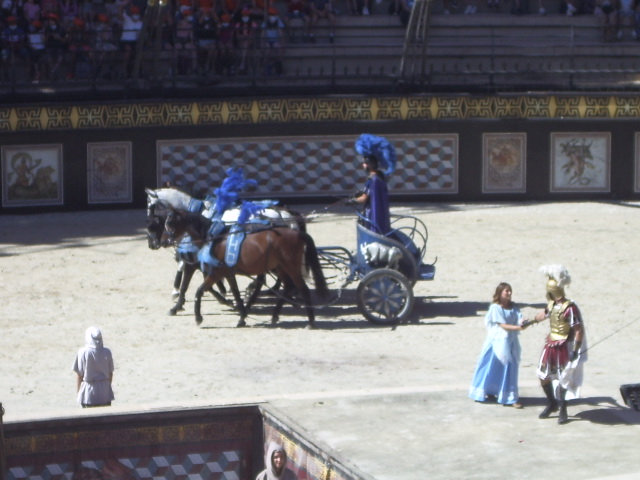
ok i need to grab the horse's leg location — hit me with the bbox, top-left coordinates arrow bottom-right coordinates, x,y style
207,279 -> 233,308
172,260 -> 184,299
299,282 -> 316,329
244,274 -> 265,309
270,275 -> 290,326
216,280 -> 227,295
194,274 -> 217,326
169,262 -> 196,316
225,275 -> 248,327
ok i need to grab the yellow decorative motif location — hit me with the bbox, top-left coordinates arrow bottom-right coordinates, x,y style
76,105 -> 105,129
583,96 -> 610,118
554,96 -> 582,118
286,99 -> 314,122
4,95 -> 640,132
136,103 -> 166,127
436,97 -> 465,119
257,99 -> 286,123
493,97 -> 522,117
465,97 -> 493,118
197,101 -> 224,124
105,104 -> 136,128
344,98 -> 373,120
227,100 -> 253,124
376,97 -> 403,120
315,98 -> 345,121
164,103 -> 194,125
614,96 -> 640,117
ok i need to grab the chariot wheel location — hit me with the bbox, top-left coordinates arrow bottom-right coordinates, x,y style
356,268 -> 414,325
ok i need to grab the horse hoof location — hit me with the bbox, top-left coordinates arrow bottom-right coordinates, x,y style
195,316 -> 203,326
168,309 -> 177,316
236,319 -> 247,327
306,323 -> 316,330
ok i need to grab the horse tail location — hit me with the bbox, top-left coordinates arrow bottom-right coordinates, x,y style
302,232 -> 329,298
293,211 -> 307,233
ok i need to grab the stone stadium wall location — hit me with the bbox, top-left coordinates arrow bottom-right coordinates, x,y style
1,93 -> 640,212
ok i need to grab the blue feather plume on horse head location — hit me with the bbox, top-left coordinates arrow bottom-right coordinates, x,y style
237,201 -> 266,225
354,134 -> 397,175
213,167 -> 258,214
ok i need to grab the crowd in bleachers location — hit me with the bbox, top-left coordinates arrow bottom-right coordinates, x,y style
1,0 -> 638,86
0,0 -> 350,83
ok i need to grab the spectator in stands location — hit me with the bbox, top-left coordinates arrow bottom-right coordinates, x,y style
261,6 -> 284,74
61,0 -> 80,27
391,0 -> 412,26
40,0 -> 62,18
67,16 -> 92,78
464,0 -> 478,13
252,0 -> 273,23
308,0 -> 335,43
285,0 -> 309,41
44,12 -> 66,79
94,12 -> 118,78
195,7 -> 218,75
617,0 -> 635,38
2,15 -> 28,73
234,7 -> 256,73
1,0 -> 15,18
216,12 -> 234,74
177,0 -> 192,17
22,0 -> 42,25
221,0 -> 241,20
634,0 -> 640,39
563,0 -> 579,14
119,2 -> 142,77
175,10 -> 196,74
197,0 -> 215,14
27,19 -> 46,82
595,0 -> 619,40
441,0 -> 459,13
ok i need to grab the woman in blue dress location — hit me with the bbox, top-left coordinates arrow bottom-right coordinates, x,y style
469,282 -> 530,408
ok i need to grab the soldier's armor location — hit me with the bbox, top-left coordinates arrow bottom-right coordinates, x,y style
547,300 -> 572,341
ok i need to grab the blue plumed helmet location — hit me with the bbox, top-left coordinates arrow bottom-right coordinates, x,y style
354,134 -> 396,175
213,167 -> 258,214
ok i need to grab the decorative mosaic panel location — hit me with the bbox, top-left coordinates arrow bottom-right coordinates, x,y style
156,134 -> 458,198
4,411 -> 255,480
550,132 -> 611,193
2,96 -> 640,132
8,450 -> 242,480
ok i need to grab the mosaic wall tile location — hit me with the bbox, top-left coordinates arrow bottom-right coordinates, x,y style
156,134 -> 458,198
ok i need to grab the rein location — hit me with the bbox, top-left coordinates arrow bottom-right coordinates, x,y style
305,198 -> 350,222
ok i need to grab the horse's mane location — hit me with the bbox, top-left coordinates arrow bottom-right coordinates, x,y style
176,209 -> 211,241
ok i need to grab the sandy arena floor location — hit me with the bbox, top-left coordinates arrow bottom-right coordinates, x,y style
2,201 -> 640,479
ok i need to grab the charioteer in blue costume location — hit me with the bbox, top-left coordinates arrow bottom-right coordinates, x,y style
349,134 -> 396,235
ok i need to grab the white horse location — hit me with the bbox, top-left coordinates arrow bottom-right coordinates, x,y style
145,187 -> 301,230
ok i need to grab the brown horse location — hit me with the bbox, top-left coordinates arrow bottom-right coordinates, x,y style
163,209 -> 329,327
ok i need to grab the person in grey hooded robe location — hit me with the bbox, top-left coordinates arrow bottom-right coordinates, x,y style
72,326 -> 114,407
255,442 -> 297,480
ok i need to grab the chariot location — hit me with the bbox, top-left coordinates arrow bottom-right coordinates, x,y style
316,212 -> 436,325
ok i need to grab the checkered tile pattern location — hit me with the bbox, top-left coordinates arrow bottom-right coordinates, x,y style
157,135 -> 458,198
8,451 -> 242,480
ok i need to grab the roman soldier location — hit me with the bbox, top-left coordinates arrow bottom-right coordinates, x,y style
530,264 -> 587,425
